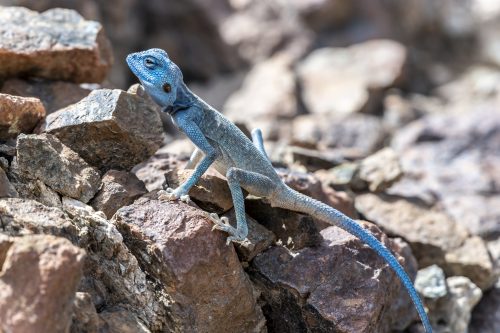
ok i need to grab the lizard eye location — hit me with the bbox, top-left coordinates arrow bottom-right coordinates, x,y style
163,83 -> 171,93
144,57 -> 156,68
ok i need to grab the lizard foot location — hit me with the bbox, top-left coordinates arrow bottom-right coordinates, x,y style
158,188 -> 191,203
208,213 -> 245,245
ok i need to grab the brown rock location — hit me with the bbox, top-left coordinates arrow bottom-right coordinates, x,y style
98,309 -> 150,333
164,168 -> 233,214
293,0 -> 354,31
357,147 -> 403,192
0,93 -> 46,140
132,152 -> 185,191
1,78 -> 93,115
0,167 -> 17,198
0,7 -> 113,83
113,198 -> 266,333
250,221 -> 417,333
297,39 -> 407,115
16,133 -> 101,203
0,235 -> 85,333
355,193 -> 495,289
90,170 -> 147,219
41,89 -> 164,172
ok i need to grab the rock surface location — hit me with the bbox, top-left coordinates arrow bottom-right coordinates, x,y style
297,39 -> 407,115
0,93 -> 46,140
90,170 -> 147,218
41,89 -> 164,172
250,221 -> 417,333
0,6 -> 112,83
0,234 -> 85,333
113,197 -> 266,333
0,167 -> 18,198
16,133 -> 101,203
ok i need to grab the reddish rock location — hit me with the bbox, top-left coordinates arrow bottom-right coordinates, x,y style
0,235 -> 85,333
164,168 -> 234,214
90,170 -> 147,218
1,78 -> 93,115
250,221 -> 417,333
113,198 -> 266,333
16,133 -> 101,203
0,7 -> 113,83
41,89 -> 164,172
0,93 -> 46,140
132,152 -> 185,191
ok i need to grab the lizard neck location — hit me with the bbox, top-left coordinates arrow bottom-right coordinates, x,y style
164,82 -> 197,115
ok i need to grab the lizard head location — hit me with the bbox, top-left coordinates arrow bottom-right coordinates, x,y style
126,48 -> 182,107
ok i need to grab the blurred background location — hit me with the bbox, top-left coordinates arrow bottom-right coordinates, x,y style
1,0 -> 499,331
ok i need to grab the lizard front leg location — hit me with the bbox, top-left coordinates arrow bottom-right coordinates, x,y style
160,113 -> 218,202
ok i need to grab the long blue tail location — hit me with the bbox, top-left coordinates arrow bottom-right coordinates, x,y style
273,187 -> 433,333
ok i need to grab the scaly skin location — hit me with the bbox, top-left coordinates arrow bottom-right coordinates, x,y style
126,48 -> 433,332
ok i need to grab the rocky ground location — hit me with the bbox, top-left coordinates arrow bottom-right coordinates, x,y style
1,2 -> 500,333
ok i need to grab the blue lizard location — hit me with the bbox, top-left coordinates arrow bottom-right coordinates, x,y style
126,48 -> 433,332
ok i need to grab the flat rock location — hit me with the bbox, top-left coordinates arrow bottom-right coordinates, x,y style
164,168 -> 233,214
0,234 -> 85,333
355,193 -> 495,289
292,113 -> 387,158
0,6 -> 112,83
250,221 -> 417,333
16,133 -> 101,203
113,198 -> 266,333
297,39 -> 407,115
0,93 -> 46,140
224,54 -> 298,123
1,78 -> 93,115
41,89 -> 164,172
90,170 -> 147,219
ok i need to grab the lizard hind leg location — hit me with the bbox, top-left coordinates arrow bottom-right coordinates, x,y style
209,168 -> 275,245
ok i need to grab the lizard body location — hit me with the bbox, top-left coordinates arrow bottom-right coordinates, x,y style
126,48 -> 432,333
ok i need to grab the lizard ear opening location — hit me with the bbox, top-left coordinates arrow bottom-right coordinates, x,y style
163,83 -> 172,93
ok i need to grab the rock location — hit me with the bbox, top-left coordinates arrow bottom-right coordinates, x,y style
355,193 -> 495,290
71,292 -> 100,333
90,170 -> 147,219
132,152 -> 186,192
416,266 -> 482,333
250,221 -> 417,333
285,145 -> 350,171
0,235 -> 85,333
98,309 -> 151,333
357,147 -> 403,192
390,109 -> 500,238
297,40 -> 407,115
0,6 -> 113,83
0,93 -> 46,140
224,54 -> 298,123
113,198 -> 266,333
0,167 -> 18,198
222,208 -> 275,262
470,282 -> 500,333
16,133 -> 101,203
1,78 -> 93,115
291,113 -> 387,158
41,89 -> 165,172
292,0 -> 354,31
6,158 -> 62,208
164,169 -> 233,214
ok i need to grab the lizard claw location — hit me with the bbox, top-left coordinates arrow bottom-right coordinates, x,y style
208,213 -> 245,245
158,188 -> 190,203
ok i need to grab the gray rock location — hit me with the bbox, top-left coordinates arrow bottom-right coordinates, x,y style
415,265 -> 448,300
355,193 -> 495,290
357,147 -> 403,192
0,6 -> 112,83
41,89 -> 165,172
16,133 -> 101,203
0,93 -> 46,140
0,168 -> 18,198
250,221 -> 417,333
297,40 -> 407,115
470,281 -> 500,333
